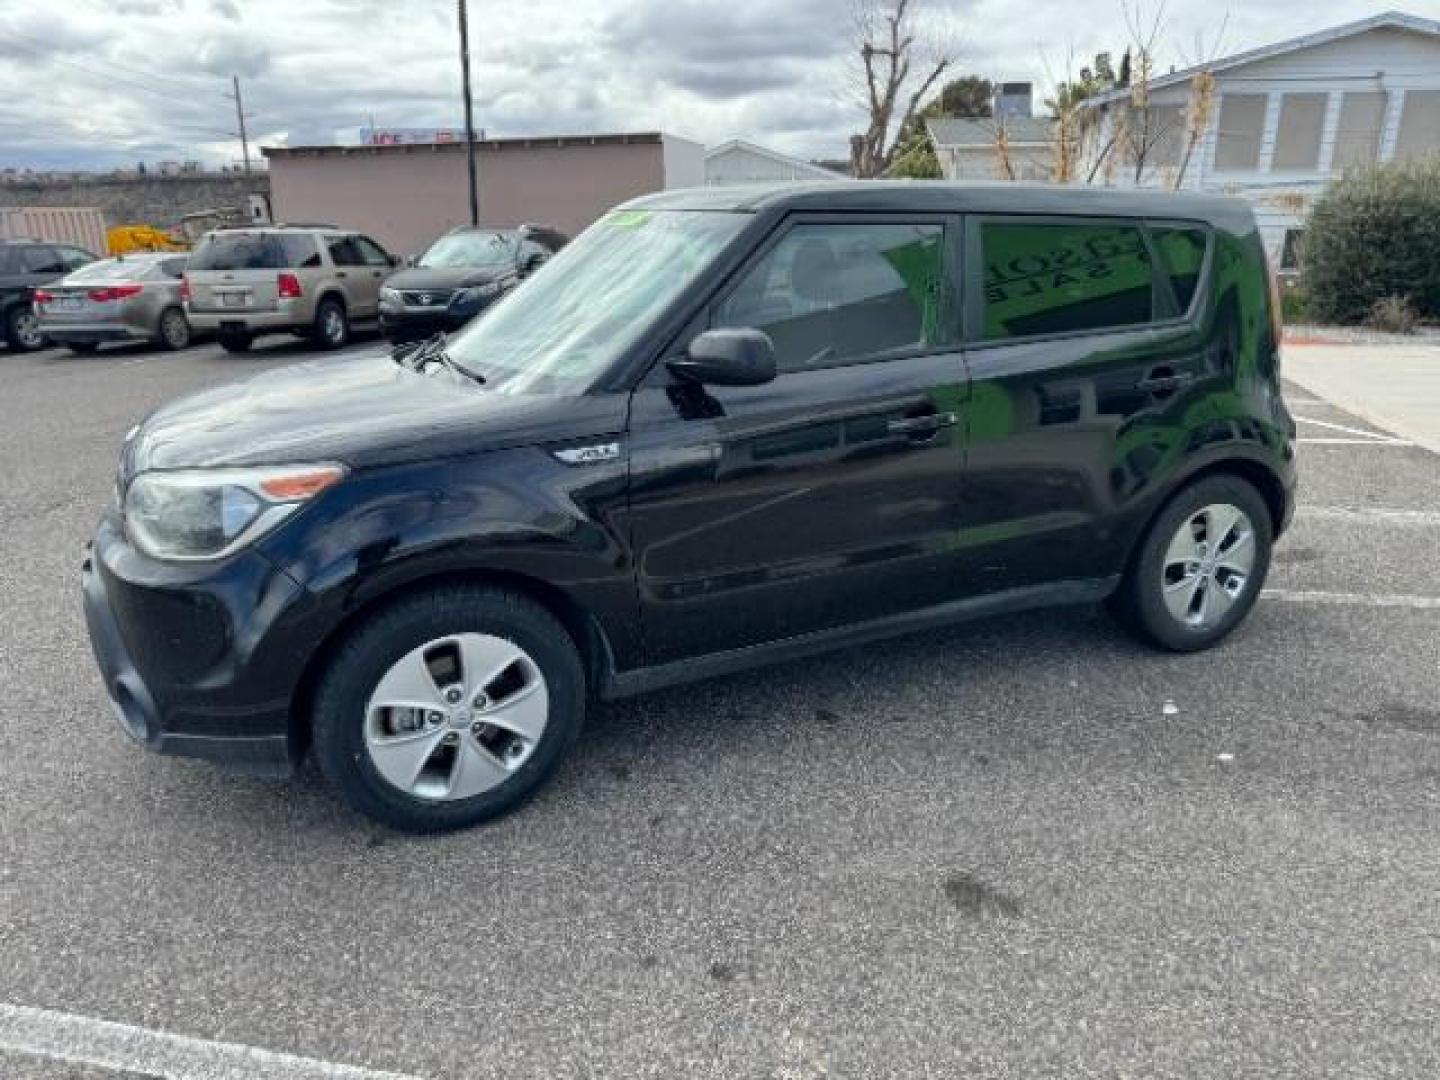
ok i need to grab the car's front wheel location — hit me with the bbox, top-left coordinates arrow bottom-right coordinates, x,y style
1107,475 -> 1273,651
313,586 -> 585,832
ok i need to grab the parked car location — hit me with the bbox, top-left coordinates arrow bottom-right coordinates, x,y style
378,224 -> 567,343
34,253 -> 192,353
85,182 -> 1296,832
0,239 -> 96,351
183,225 -> 400,353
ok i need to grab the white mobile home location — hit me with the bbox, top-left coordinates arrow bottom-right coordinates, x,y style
1079,11 -> 1440,267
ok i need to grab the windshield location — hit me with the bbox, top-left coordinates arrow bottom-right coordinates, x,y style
447,210 -> 749,393
420,231 -> 517,268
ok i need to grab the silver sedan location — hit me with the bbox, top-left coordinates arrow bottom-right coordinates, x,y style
34,253 -> 193,353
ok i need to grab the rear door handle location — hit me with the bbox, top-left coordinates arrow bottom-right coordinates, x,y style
335,271 -> 348,279
887,411 -> 957,438
1137,367 -> 1193,396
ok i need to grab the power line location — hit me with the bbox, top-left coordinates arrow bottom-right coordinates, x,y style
0,35 -> 220,110
0,22 -> 222,94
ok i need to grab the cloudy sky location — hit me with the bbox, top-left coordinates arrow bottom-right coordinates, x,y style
1,0 -> 1437,170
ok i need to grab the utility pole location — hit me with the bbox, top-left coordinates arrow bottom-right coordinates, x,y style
458,0 -> 479,227
230,75 -> 252,177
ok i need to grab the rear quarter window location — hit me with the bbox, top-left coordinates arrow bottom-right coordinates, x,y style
981,220 -> 1154,340
1150,226 -> 1209,313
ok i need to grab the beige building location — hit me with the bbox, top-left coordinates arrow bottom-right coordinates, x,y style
261,132 -> 704,256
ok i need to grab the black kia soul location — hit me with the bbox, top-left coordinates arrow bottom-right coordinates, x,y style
84,182 -> 1296,832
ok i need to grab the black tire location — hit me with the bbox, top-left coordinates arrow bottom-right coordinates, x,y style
157,307 -> 192,351
67,342 -> 101,355
217,330 -> 253,353
311,296 -> 349,350
5,304 -> 44,352
312,586 -> 585,833
1107,475 -> 1273,652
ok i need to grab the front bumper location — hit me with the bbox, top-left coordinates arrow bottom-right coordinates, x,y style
81,513 -> 315,776
379,305 -> 474,341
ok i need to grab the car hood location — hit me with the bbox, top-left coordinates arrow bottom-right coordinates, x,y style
123,349 -> 626,475
385,265 -> 515,290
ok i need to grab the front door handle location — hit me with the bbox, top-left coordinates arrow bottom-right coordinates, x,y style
335,271 -> 348,279
887,411 -> 957,439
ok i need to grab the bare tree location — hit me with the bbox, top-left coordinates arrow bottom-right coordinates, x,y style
1171,17 -> 1230,189
1117,1 -> 1172,183
849,0 -> 957,178
1172,70 -> 1216,189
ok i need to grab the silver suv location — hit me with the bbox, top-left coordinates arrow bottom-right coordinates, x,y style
184,226 -> 399,353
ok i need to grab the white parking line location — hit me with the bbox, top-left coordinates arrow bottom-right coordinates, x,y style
0,1003 -> 424,1080
1293,416 -> 1411,446
1298,506 -> 1440,526
1262,589 -> 1440,610
1298,437 -> 1416,446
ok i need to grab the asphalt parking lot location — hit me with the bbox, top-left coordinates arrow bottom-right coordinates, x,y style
2,336 -> 1438,1079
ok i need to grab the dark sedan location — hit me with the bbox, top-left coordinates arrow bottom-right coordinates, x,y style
378,224 -> 566,343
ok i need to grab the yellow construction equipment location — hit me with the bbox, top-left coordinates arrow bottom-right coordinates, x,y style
107,225 -> 188,255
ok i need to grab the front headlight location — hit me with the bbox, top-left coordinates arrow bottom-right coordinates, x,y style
452,281 -> 506,306
123,464 -> 345,561
379,286 -> 402,305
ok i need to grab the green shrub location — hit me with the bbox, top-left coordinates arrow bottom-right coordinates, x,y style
1301,156 -> 1440,325
1364,294 -> 1418,334
1280,287 -> 1309,325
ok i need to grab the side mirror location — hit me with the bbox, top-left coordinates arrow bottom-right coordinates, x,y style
405,254 -> 419,268
387,253 -> 402,268
667,328 -> 776,387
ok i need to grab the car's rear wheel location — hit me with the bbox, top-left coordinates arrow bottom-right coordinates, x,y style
217,329 -> 253,353
67,342 -> 101,355
5,305 -> 44,351
313,585 -> 585,832
157,307 -> 191,351
1107,475 -> 1273,651
312,297 -> 349,350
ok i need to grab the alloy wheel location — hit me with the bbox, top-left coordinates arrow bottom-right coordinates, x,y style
161,309 -> 190,349
1160,502 -> 1256,630
322,305 -> 345,346
364,633 -> 549,801
13,309 -> 42,349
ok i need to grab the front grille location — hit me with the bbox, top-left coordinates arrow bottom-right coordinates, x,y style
401,289 -> 453,307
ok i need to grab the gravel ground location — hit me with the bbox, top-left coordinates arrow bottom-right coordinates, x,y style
1,336 -> 1437,1079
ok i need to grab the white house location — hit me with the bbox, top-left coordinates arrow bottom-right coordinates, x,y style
927,116 -> 1054,182
704,140 -> 846,186
1079,11 -> 1440,267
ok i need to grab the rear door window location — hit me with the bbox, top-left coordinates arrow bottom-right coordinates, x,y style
980,220 -> 1154,340
713,219 -> 950,372
22,246 -> 67,274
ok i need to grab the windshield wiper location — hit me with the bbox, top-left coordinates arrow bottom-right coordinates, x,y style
392,332 -> 485,384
